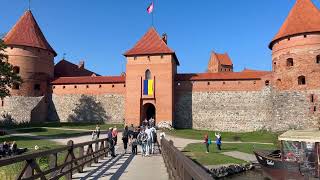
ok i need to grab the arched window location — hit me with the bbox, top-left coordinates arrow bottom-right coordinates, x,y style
145,69 -> 151,80
287,58 -> 294,67
298,76 -> 306,85
316,55 -> 320,64
13,66 -> 20,74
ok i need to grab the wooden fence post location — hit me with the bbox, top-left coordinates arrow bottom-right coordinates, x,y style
49,153 -> 58,177
65,140 -> 74,180
94,141 -> 99,163
78,146 -> 84,172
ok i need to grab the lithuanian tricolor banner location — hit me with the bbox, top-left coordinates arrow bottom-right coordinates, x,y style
143,80 -> 154,95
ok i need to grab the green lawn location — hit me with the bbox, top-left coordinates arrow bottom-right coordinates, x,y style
166,129 -> 280,143
183,142 -> 278,165
14,127 -> 88,138
6,122 -> 123,131
0,135 -> 61,150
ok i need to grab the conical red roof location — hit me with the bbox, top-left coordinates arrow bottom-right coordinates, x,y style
3,10 -> 56,56
124,27 -> 174,56
269,0 -> 320,49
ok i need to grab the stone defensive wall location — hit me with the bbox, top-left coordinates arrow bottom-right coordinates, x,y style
174,72 -> 319,132
49,76 -> 125,124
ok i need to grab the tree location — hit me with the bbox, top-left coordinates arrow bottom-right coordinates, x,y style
0,40 -> 22,99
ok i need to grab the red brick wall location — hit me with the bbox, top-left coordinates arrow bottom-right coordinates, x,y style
176,79 -> 267,92
6,45 -> 54,97
272,34 -> 320,90
52,83 -> 126,95
125,54 -> 176,126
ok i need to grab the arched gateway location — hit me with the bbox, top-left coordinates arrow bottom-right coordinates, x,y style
141,103 -> 156,125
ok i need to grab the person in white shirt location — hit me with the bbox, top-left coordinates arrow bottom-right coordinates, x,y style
144,126 -> 153,156
150,126 -> 157,154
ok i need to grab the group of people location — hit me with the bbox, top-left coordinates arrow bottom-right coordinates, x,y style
0,141 -> 27,158
103,123 -> 158,157
204,132 -> 222,153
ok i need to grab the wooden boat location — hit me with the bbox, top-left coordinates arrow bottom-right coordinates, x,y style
254,130 -> 320,180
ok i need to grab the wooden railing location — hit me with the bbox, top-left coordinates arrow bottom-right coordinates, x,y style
0,138 -> 109,180
161,138 -> 212,180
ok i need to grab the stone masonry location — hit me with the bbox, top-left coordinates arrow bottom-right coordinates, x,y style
49,94 -> 124,124
175,87 -> 320,132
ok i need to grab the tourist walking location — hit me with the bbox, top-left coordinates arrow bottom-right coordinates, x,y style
122,126 -> 129,154
138,127 -> 148,156
150,126 -> 157,154
112,127 -> 118,146
144,126 -> 153,156
95,125 -> 101,139
149,117 -> 155,127
131,128 -> 139,155
215,132 -> 222,150
107,127 -> 116,157
204,134 -> 210,153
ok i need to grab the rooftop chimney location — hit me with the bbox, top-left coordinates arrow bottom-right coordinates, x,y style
78,60 -> 85,69
162,33 -> 167,44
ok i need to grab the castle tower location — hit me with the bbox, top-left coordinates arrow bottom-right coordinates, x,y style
207,51 -> 233,73
124,27 -> 179,127
270,0 -> 320,90
3,10 -> 57,97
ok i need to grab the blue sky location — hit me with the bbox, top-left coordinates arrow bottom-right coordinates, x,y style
1,0 -> 319,76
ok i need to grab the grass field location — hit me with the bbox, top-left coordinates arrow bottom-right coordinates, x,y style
183,142 -> 277,165
14,127 -> 87,138
3,122 -> 123,131
166,129 -> 280,144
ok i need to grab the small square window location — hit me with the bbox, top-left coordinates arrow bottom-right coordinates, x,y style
313,106 -> 317,112
223,82 -> 226,85
99,85 -> 102,88
74,85 -> 77,89
207,82 -> 210,85
63,86 -> 66,89
311,94 -> 314,103
86,85 -> 89,88
134,56 -> 137,60
53,86 -> 55,89
124,84 -> 126,87
34,84 -> 41,91
112,85 -> 115,88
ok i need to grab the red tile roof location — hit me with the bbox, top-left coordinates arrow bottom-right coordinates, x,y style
176,71 -> 271,81
51,76 -> 125,85
54,59 -> 100,78
209,52 -> 233,66
124,27 -> 174,56
3,10 -> 56,56
270,0 -> 320,49
124,27 -> 180,65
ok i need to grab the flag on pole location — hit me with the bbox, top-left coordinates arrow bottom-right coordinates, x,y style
147,2 -> 154,14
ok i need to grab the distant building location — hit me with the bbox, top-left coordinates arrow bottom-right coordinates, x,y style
1,0 -> 320,131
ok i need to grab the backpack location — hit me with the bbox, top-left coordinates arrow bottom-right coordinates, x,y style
208,138 -> 212,145
152,130 -> 157,143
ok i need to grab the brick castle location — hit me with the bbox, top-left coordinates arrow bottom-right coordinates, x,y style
1,0 -> 320,131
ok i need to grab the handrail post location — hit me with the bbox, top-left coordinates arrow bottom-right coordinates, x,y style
78,146 -> 84,172
49,153 -> 58,177
94,141 -> 99,163
65,140 -> 74,180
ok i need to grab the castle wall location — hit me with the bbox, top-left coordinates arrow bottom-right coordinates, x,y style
49,94 -> 125,124
0,96 -> 47,123
49,83 -> 125,123
174,80 -> 320,132
6,45 -> 55,97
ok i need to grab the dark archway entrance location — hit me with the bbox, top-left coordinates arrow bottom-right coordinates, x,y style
141,103 -> 156,125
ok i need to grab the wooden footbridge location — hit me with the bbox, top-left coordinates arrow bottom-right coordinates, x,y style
0,137 -> 212,180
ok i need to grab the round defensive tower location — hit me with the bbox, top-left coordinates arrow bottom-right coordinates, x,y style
269,0 -> 320,90
3,10 -> 56,97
